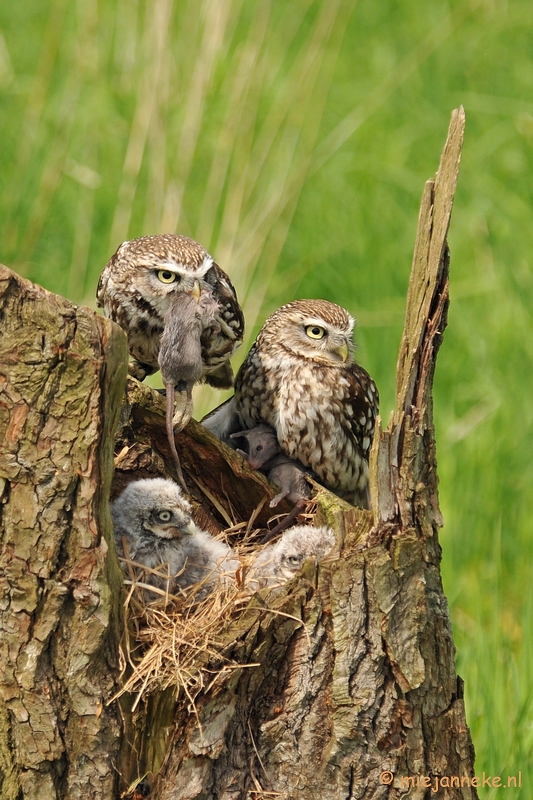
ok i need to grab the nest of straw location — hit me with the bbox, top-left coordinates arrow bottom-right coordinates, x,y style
114,508 -> 314,712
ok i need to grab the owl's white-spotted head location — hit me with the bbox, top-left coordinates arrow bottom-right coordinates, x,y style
110,234 -> 219,315
259,299 -> 355,366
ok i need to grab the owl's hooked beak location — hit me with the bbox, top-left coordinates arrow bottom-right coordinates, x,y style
335,342 -> 349,362
190,281 -> 202,302
179,519 -> 198,537
152,518 -> 198,539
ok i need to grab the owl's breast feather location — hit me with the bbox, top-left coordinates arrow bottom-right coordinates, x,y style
276,362 -> 346,450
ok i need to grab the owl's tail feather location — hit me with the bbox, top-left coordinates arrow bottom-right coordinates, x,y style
165,383 -> 188,493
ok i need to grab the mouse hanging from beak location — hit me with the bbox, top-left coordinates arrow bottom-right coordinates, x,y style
158,284 -> 221,491
96,234 -> 245,492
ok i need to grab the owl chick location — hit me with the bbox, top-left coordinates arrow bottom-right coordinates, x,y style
203,299 -> 378,508
97,234 -> 244,487
250,525 -> 336,590
112,477 -> 238,600
231,424 -> 312,507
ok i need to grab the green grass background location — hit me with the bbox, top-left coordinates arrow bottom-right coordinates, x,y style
1,0 -> 531,791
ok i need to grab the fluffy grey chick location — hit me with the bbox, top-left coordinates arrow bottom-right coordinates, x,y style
250,525 -> 335,590
231,424 -> 312,507
112,477 -> 238,600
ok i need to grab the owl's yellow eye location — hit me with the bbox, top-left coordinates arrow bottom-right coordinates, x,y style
306,325 -> 326,340
157,270 -> 178,284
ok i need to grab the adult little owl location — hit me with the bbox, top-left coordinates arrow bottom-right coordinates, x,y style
97,234 -> 244,486
97,233 -> 244,388
203,299 -> 378,508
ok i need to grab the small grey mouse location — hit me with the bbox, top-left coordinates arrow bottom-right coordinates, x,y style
231,424 -> 312,507
159,291 -> 221,490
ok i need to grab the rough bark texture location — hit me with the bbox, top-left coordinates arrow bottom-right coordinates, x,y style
0,268 -> 128,798
0,107 -> 476,800
0,272 -> 296,800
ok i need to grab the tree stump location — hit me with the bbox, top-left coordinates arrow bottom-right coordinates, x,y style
0,107 -> 476,799
0,272 -> 128,798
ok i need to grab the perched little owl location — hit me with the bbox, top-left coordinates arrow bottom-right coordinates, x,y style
203,299 -> 378,508
250,525 -> 336,590
111,477 -> 238,600
97,234 -> 244,486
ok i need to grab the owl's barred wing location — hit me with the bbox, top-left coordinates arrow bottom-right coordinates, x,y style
95,264 -> 110,309
196,264 -> 243,383
213,265 -> 245,344
343,364 -> 379,458
214,267 -> 244,321
201,397 -> 242,444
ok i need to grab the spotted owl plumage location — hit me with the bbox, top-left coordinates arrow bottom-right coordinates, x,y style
203,299 -> 378,508
97,234 -> 245,487
96,233 -> 244,388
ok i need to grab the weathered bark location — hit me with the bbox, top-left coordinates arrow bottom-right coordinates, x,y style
0,273 -> 296,799
0,270 -> 128,798
0,107 -> 475,800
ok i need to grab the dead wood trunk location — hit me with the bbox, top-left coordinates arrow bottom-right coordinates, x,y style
0,107 -> 476,800
0,271 -> 128,798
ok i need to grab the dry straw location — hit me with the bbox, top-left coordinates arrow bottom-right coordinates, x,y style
113,515 -> 313,713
